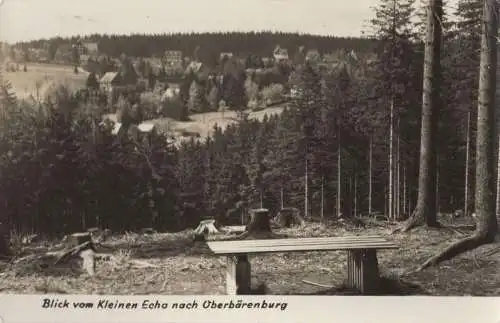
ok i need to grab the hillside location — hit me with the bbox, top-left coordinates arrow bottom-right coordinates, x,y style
3,63 -> 88,99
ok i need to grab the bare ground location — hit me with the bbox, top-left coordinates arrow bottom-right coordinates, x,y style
0,216 -> 499,296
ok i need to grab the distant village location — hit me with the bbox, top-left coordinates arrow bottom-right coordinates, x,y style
0,38 -> 371,126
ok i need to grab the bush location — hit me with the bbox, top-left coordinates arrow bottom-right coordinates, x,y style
139,91 -> 162,120
260,83 -> 284,105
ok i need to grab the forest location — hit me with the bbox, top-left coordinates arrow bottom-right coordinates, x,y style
0,0 -> 498,296
0,0 -> 490,235
17,31 -> 375,62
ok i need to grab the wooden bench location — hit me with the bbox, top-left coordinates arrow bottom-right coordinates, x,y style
207,235 -> 398,295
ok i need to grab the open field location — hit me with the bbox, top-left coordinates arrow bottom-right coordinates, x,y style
103,106 -> 286,143
1,216 -> 498,295
3,63 -> 88,99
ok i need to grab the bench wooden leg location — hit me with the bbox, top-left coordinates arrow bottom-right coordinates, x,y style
226,255 -> 251,295
347,249 -> 380,294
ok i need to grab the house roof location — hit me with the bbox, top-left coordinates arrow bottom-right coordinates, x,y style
83,42 -> 99,52
100,72 -> 118,83
57,44 -> 73,53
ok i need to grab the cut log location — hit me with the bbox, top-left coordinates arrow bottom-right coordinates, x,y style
275,207 -> 305,228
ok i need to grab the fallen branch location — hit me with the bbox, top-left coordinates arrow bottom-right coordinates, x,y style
479,245 -> 500,258
129,259 -> 160,269
301,280 -> 334,289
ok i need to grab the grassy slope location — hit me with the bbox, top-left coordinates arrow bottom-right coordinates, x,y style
0,215 -> 498,295
104,106 -> 286,144
4,63 -> 88,99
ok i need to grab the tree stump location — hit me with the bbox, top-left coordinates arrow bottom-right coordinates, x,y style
0,234 -> 10,258
236,208 -> 286,240
65,232 -> 92,248
56,232 -> 96,276
275,207 -> 305,228
193,219 -> 220,241
246,208 -> 271,232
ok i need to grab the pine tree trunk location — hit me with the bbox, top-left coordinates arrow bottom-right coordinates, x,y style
321,175 -> 325,219
384,186 -> 388,217
465,110 -> 471,216
416,0 -> 498,270
403,167 -> 407,217
81,213 -> 86,231
369,136 -> 373,216
389,99 -> 394,221
396,129 -> 401,220
305,159 -> 309,219
436,156 -> 440,214
398,0 -> 442,232
496,133 -> 500,220
337,128 -> 342,218
354,174 -> 358,218
280,183 -> 284,209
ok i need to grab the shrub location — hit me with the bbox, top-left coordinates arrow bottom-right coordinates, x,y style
260,83 -> 284,106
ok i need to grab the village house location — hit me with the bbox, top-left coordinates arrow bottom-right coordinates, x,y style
100,62 -> 139,103
164,50 -> 183,66
261,57 -> 274,67
305,49 -> 321,62
220,52 -> 233,60
74,40 -> 99,57
83,42 -> 99,56
100,72 -> 119,93
273,45 -> 289,62
146,58 -> 164,75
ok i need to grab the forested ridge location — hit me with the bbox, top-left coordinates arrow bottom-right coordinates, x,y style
16,31 -> 376,59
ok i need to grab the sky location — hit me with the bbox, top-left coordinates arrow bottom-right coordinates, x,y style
0,0 -> 384,43
0,0 -> 461,43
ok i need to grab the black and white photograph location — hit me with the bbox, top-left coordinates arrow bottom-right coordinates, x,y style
0,0 -> 499,298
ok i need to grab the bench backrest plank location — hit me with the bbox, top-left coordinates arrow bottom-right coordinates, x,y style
207,235 -> 398,255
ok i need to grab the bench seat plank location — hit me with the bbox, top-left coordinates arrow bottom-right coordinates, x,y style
207,236 -> 397,255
